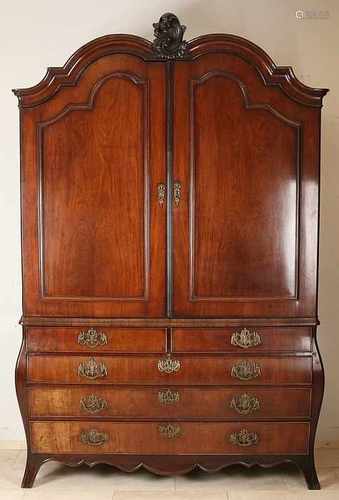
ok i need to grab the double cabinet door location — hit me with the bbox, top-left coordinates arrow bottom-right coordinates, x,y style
23,52 -> 313,318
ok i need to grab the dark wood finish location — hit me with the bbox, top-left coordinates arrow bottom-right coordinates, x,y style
13,33 -> 327,108
41,76 -> 147,301
152,13 -> 189,59
14,12 -> 327,489
27,354 -> 312,385
305,328 -> 325,489
299,455 -> 321,490
27,327 -> 166,353
172,48 -> 322,318
20,453 -> 318,488
21,454 -> 43,489
28,386 -> 311,419
165,60 -> 175,316
172,327 -> 312,353
18,51 -> 166,318
30,421 -> 309,454
186,70 -> 298,300
21,316 -> 318,327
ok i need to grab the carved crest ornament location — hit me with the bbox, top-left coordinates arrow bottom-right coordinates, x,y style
152,12 -> 189,59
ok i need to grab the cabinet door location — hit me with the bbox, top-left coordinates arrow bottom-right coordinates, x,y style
172,54 -> 319,317
22,55 -> 166,317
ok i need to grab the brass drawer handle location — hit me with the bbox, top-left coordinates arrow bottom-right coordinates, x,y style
231,360 -> 261,381
78,357 -> 107,379
230,393 -> 260,415
80,394 -> 108,414
230,428 -> 259,447
158,389 -> 180,405
80,429 -> 108,446
158,354 -> 181,374
173,181 -> 181,207
157,183 -> 166,206
231,328 -> 262,349
159,423 -> 182,439
78,328 -> 108,348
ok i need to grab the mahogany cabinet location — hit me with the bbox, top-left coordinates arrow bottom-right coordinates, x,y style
14,12 -> 328,489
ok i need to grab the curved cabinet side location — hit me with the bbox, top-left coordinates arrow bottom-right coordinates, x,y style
297,326 -> 324,490
16,327 -> 43,488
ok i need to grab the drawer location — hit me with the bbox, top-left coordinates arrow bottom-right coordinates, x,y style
28,386 -> 311,419
30,421 -> 309,454
27,355 -> 312,385
26,327 -> 166,353
172,327 -> 312,353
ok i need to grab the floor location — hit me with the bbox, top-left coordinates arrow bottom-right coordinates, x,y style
2,449 -> 339,499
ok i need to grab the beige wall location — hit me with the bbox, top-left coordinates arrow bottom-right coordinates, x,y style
0,0 -> 338,445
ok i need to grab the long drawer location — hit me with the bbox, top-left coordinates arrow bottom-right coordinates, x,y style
172,327 -> 312,353
30,421 -> 310,454
26,327 -> 166,353
28,386 -> 311,418
27,355 -> 312,385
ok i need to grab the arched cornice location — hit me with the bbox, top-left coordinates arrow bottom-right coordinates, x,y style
13,23 -> 328,109
188,34 -> 328,107
12,34 -> 153,108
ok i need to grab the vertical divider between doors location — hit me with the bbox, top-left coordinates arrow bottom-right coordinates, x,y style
166,61 -> 174,318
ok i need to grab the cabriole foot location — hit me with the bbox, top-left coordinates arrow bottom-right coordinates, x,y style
21,454 -> 43,488
299,457 -> 320,490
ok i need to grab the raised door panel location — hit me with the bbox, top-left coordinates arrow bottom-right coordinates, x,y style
173,54 -> 319,317
42,77 -> 147,300
190,77 -> 299,300
21,55 -> 166,317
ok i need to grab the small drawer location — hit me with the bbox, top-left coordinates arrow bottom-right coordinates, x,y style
172,327 -> 312,353
30,421 -> 310,454
27,355 -> 312,385
28,386 -> 312,419
26,327 -> 166,353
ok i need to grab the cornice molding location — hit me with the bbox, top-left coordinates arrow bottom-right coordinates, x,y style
13,15 -> 328,109
188,34 -> 328,107
12,34 -> 153,108
20,315 -> 319,327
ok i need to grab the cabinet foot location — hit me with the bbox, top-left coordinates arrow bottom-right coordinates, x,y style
299,457 -> 320,490
21,455 -> 43,488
